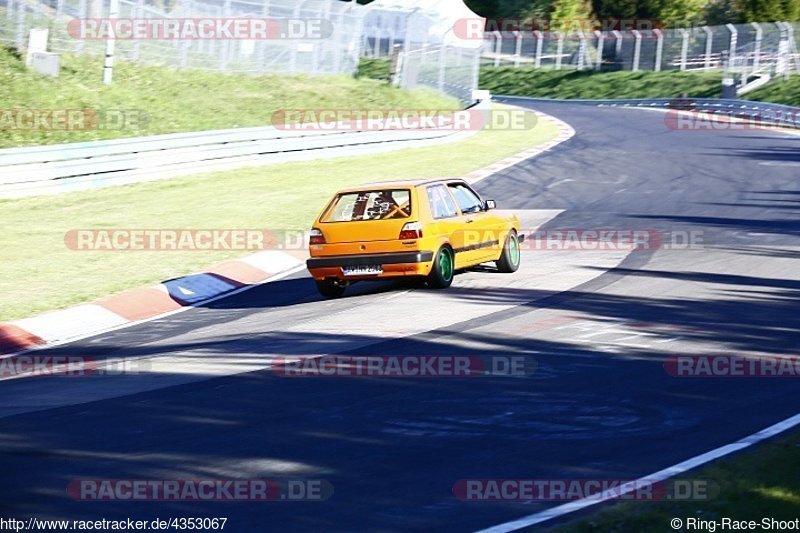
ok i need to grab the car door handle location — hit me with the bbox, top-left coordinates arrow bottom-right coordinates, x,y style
465,218 -> 474,223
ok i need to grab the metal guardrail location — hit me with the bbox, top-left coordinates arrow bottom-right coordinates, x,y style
0,109 -> 484,198
495,95 -> 800,128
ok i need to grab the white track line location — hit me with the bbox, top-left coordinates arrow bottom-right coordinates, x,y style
477,412 -> 800,532
477,98 -> 800,532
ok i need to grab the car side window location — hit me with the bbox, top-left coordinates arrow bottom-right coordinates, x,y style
448,184 -> 484,215
426,184 -> 459,219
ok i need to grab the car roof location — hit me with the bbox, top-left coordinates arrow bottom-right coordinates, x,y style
334,178 -> 466,194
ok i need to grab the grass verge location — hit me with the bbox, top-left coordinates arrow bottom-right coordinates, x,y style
0,105 -> 559,321
478,67 -> 800,107
556,428 -> 800,532
356,57 -> 391,81
746,76 -> 800,107
479,67 -> 724,100
0,47 -> 456,147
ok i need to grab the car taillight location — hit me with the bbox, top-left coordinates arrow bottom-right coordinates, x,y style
399,222 -> 423,240
309,228 -> 326,245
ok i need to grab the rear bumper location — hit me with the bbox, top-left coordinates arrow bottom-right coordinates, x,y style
307,251 -> 435,280
307,251 -> 434,269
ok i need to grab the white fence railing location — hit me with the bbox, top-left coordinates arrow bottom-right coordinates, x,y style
0,0 -> 366,76
482,22 -> 800,77
0,0 -> 483,102
400,44 -> 481,104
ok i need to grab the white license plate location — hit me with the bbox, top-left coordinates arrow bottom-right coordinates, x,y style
342,265 -> 383,276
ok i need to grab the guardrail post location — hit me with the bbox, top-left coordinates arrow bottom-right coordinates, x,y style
176,0 -> 192,66
102,0 -> 119,84
751,22 -> 762,72
721,50 -> 736,97
471,45 -> 481,96
438,44 -> 446,93
680,29 -> 689,70
361,33 -> 370,58
781,22 -> 800,75
493,30 -> 502,67
632,29 -> 642,71
703,26 -> 713,69
388,43 -> 402,84
776,22 -> 791,79
76,0 -> 86,51
289,0 -> 308,73
577,31 -> 587,70
534,30 -> 543,68
611,30 -> 622,68
132,0 -> 145,61
654,29 -> 663,71
310,0 -> 327,75
220,0 -> 232,71
513,30 -> 522,67
258,0 -> 271,71
15,1 -> 25,50
595,30 -> 604,71
420,37 -> 429,65
726,23 -> 737,67
373,27 -> 382,57
555,31 -> 564,70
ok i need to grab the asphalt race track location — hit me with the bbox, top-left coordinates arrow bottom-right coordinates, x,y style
2,100 -> 799,531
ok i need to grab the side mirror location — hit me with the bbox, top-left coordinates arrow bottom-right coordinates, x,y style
485,200 -> 497,210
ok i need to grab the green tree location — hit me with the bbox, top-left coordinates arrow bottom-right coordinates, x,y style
704,0 -> 743,24
590,0 -> 640,19
651,0 -> 709,25
520,0 -> 555,17
552,0 -> 593,18
520,0 -> 592,18
736,0 -> 800,20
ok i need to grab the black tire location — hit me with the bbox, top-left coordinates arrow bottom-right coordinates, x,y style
496,230 -> 521,273
316,279 -> 346,299
427,246 -> 455,289
402,277 -> 428,289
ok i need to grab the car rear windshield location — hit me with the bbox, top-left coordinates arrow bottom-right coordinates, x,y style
323,189 -> 412,222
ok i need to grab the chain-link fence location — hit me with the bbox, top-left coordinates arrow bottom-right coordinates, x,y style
0,0 -> 366,76
482,22 -> 800,78
0,0 -> 484,103
359,2 -> 483,104
399,44 -> 481,103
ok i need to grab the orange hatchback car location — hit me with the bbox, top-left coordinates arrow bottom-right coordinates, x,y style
306,179 -> 523,298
